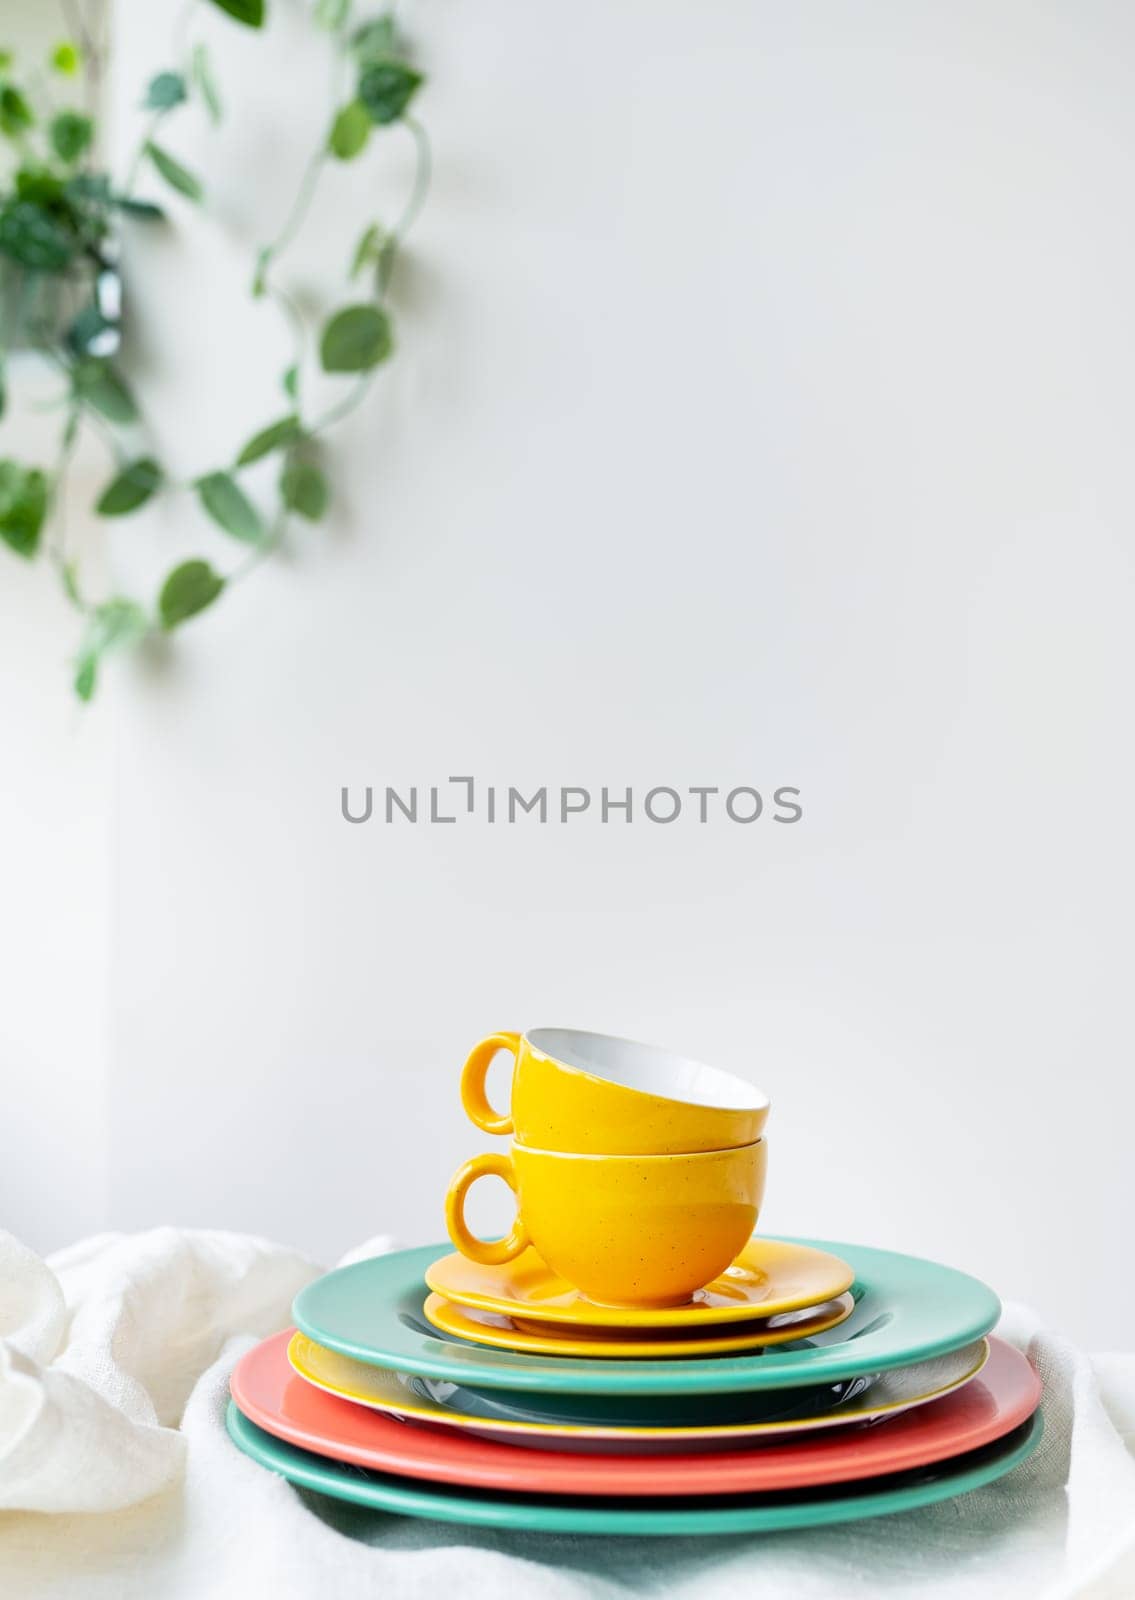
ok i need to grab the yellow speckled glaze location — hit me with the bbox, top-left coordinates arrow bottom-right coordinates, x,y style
461,1028 -> 770,1155
445,1140 -> 767,1308
425,1236 -> 856,1327
422,1290 -> 855,1357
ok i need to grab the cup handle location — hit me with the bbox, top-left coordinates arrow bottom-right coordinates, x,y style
445,1151 -> 530,1266
460,1032 -> 521,1136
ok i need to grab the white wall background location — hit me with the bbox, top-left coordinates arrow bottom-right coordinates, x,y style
4,0 -> 1133,1346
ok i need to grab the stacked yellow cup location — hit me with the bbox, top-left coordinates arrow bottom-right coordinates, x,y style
446,1029 -> 770,1309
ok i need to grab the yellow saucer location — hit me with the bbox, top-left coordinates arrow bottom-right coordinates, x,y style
424,1291 -> 856,1358
287,1331 -> 991,1447
425,1238 -> 854,1329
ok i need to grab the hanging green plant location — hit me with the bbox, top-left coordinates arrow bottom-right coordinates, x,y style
0,0 -> 430,700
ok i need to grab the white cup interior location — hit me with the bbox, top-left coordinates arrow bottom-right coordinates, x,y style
525,1028 -> 768,1113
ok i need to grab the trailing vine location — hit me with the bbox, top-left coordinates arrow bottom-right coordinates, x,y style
0,0 -> 429,699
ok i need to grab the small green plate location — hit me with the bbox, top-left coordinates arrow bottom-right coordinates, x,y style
226,1403 -> 1042,1535
291,1238 -> 1000,1397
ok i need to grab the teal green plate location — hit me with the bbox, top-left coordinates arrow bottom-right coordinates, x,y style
226,1403 -> 1042,1534
292,1238 -> 1000,1397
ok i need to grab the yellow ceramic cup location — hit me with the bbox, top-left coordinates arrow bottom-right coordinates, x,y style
460,1028 -> 769,1155
444,1139 -> 767,1308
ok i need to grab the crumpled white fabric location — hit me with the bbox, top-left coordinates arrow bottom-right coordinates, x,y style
0,1227 -> 321,1513
0,1227 -> 1132,1600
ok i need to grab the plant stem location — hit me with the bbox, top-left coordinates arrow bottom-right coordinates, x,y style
260,144 -> 327,277
392,116 -> 431,243
119,0 -> 199,196
304,114 -> 432,438
61,0 -> 101,121
170,0 -> 200,65
307,374 -> 371,437
121,108 -> 167,197
265,282 -> 306,407
47,401 -> 89,609
228,509 -> 287,585
257,21 -> 346,280
61,0 -> 98,62
41,347 -> 127,467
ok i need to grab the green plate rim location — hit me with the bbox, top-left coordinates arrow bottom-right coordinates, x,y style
291,1237 -> 1001,1396
226,1402 -> 1043,1535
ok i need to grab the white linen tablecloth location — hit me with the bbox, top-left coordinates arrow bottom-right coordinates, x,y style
1,1227 -> 1133,1599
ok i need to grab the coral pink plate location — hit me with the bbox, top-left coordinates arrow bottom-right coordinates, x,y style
230,1331 -> 1040,1496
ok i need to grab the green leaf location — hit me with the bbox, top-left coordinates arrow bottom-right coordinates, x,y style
207,0 -> 266,28
281,364 -> 299,400
374,236 -> 397,293
352,17 -> 399,63
315,0 -> 351,28
49,111 -> 94,165
146,141 -> 203,202
0,86 -> 34,138
74,656 -> 97,701
75,595 -> 150,700
65,171 -> 109,204
93,597 -> 149,647
196,471 -> 262,543
159,559 -> 225,628
349,220 -> 383,278
358,60 -> 422,125
61,561 -> 81,605
280,454 -> 328,521
144,71 -> 187,110
0,461 -> 49,558
52,42 -> 82,76
191,43 -> 223,124
251,245 -> 270,297
18,167 -> 68,200
350,222 -> 396,292
75,596 -> 150,695
329,100 -> 370,160
0,199 -> 75,270
113,194 -> 165,221
96,457 -> 163,515
320,303 -> 392,372
73,358 -> 138,423
236,414 -> 301,466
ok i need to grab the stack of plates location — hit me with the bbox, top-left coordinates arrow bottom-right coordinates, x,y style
227,1236 -> 1042,1535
